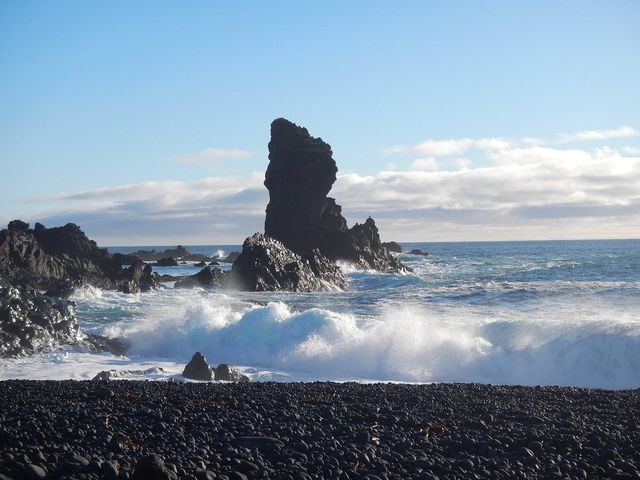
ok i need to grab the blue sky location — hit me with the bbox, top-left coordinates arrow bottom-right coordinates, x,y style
1,1 -> 639,244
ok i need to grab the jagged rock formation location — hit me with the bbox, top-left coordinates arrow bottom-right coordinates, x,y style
0,221 -> 158,294
263,118 -> 407,272
0,278 -> 126,357
230,233 -> 345,292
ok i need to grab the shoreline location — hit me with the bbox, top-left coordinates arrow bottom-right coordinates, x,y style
1,381 -> 638,479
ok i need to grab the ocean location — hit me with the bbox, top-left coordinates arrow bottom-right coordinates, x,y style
1,239 -> 639,389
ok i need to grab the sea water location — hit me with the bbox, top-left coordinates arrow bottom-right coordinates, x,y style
1,240 -> 639,389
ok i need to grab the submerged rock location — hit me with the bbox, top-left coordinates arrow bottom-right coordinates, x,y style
263,118 -> 408,272
174,266 -> 226,289
182,352 -> 213,381
155,257 -> 178,267
230,233 -> 345,292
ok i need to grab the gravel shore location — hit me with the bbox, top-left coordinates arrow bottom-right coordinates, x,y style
0,381 -> 638,479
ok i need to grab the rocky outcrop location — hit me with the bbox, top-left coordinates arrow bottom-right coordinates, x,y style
0,221 -> 158,294
409,249 -> 429,256
262,118 -> 408,272
182,352 -> 213,381
0,279 -> 126,357
0,222 -> 120,290
382,241 -> 402,253
230,233 -> 345,292
174,266 -> 226,289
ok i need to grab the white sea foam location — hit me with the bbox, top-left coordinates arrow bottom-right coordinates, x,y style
16,290 -> 631,388
2,241 -> 639,388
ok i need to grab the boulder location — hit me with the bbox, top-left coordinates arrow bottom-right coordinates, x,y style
409,249 -> 429,256
229,233 -> 345,292
174,267 -> 226,289
262,118 -> 408,272
156,257 -> 178,267
215,363 -> 249,382
182,352 -> 213,381
195,260 -> 207,267
382,241 -> 402,253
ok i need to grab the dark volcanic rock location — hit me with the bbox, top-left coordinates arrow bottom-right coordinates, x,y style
263,118 -> 407,272
7,219 -> 29,232
0,222 -> 121,290
220,251 -> 240,263
0,281 -> 80,357
230,233 -> 345,292
215,363 -> 249,382
174,267 -> 226,289
155,257 -> 178,267
325,217 -> 407,271
119,263 -> 158,294
132,454 -> 177,480
182,352 -> 213,381
1,381 -> 639,480
409,248 -> 429,256
382,241 -> 402,253
0,221 -> 156,293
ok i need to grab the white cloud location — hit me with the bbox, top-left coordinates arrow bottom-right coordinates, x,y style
409,158 -> 439,170
389,137 -> 511,157
558,125 -> 637,143
172,147 -> 252,165
12,127 -> 640,244
386,126 -> 638,162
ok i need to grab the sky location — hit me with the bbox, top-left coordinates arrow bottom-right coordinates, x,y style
1,1 -> 639,245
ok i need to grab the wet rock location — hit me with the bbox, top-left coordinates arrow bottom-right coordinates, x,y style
214,364 -> 249,382
0,282 -> 80,357
182,352 -> 213,381
155,257 -> 178,267
229,233 -> 345,292
174,267 -> 226,289
409,248 -> 429,256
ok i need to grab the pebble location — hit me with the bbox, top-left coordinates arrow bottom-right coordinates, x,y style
0,381 -> 637,479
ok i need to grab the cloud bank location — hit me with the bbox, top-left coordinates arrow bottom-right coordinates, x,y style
11,126 -> 640,245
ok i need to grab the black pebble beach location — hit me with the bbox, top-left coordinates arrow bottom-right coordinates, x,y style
1,381 -> 638,480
